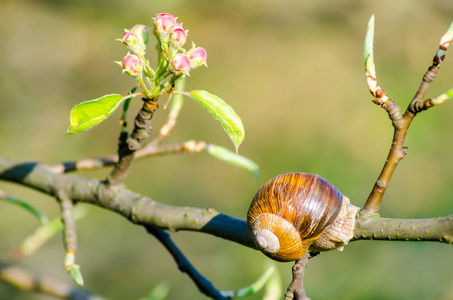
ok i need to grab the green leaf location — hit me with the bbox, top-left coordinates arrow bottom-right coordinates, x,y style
16,207 -> 87,259
139,283 -> 170,300
446,88 -> 453,98
189,90 -> 245,151
206,144 -> 259,179
220,265 -> 276,298
263,265 -> 282,300
68,265 -> 84,286
67,94 -> 123,135
433,88 -> 453,105
364,15 -> 375,69
1,193 -> 48,224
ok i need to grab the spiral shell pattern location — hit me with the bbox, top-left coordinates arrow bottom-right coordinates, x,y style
247,172 -> 343,261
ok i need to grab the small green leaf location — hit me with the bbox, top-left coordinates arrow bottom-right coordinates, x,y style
364,15 -> 375,69
16,207 -> 87,259
139,283 -> 170,300
433,88 -> 453,104
189,90 -> 245,151
67,94 -> 123,135
440,21 -> 453,45
446,88 -> 453,98
220,265 -> 276,298
65,251 -> 84,285
263,265 -> 282,300
1,192 -> 48,224
68,265 -> 84,286
206,144 -> 259,179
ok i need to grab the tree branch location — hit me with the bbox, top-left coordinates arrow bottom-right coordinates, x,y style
0,158 -> 253,248
363,20 -> 453,214
353,213 -> 453,243
107,99 -> 158,185
51,141 -> 205,174
284,253 -> 311,300
0,157 -> 451,250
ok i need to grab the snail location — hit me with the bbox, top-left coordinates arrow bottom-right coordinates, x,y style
247,172 -> 359,262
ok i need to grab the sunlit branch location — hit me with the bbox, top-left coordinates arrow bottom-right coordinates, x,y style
0,158 -> 451,249
363,19 -> 453,214
51,141 -> 207,173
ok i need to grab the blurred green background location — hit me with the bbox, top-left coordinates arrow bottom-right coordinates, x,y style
1,0 -> 453,299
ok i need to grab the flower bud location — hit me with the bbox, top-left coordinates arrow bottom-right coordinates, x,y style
121,25 -> 149,55
171,54 -> 191,74
187,47 -> 207,69
122,54 -> 142,77
154,13 -> 176,35
132,24 -> 149,46
122,30 -> 136,47
171,28 -> 187,48
173,22 -> 184,31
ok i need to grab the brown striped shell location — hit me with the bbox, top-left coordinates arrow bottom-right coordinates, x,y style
247,172 -> 344,262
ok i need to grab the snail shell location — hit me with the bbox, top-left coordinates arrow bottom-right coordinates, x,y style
247,172 -> 358,262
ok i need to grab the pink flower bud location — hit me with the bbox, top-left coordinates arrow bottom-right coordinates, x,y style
173,22 -> 184,30
171,54 -> 191,73
122,30 -> 136,45
133,24 -> 147,33
132,24 -> 149,46
121,26 -> 148,55
187,47 -> 207,69
122,54 -> 142,77
171,28 -> 187,48
154,13 -> 176,35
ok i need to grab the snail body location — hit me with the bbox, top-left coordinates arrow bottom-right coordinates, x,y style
247,172 -> 359,262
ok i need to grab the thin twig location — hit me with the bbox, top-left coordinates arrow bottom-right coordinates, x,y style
363,21 -> 453,214
51,141 -> 207,173
284,253 -> 311,300
57,193 -> 84,285
146,226 -> 229,300
58,194 -> 78,256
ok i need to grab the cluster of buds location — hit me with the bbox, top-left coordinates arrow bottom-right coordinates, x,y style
117,25 -> 150,78
153,13 -> 207,75
116,13 -> 207,98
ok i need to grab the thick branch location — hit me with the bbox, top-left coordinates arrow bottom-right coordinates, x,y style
0,158 -> 451,249
354,213 -> 453,243
0,158 -> 253,248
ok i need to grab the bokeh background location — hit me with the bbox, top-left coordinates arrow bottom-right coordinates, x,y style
1,0 -> 453,299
